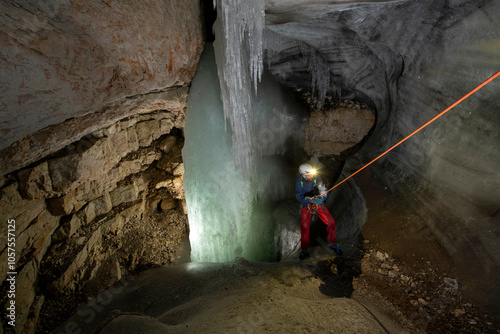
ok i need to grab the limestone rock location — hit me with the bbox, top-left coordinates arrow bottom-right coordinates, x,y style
90,193 -> 113,218
51,234 -> 95,294
22,295 -> 45,334
17,161 -> 54,199
47,154 -> 82,194
180,200 -> 188,215
47,191 -> 79,216
0,2 -> 197,332
108,126 -> 138,159
16,209 -> 59,265
136,120 -> 160,147
110,182 -> 139,207
377,268 -> 388,276
119,148 -> 162,176
159,136 -> 177,153
376,251 -> 387,261
388,270 -> 399,279
66,213 -> 84,237
0,183 -> 46,246
168,177 -> 185,200
15,260 -> 38,330
0,0 -> 204,155
67,236 -> 87,246
304,105 -> 375,156
160,198 -> 178,212
172,163 -> 185,177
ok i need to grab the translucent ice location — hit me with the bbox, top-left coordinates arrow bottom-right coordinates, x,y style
183,44 -> 305,263
213,0 -> 265,174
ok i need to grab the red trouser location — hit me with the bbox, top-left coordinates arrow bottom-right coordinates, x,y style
300,204 -> 337,250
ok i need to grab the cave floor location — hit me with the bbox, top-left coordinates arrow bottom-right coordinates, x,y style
352,171 -> 500,333
41,240 -> 499,334
37,171 -> 500,334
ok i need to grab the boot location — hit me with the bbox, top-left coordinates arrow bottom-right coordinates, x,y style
299,249 -> 310,260
328,243 -> 343,256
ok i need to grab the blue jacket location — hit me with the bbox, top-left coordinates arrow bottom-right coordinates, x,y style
295,176 -> 328,207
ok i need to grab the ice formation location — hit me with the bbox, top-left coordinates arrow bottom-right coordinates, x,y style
183,44 -> 304,262
305,46 -> 331,108
213,0 -> 265,174
183,0 -> 334,263
264,26 -> 333,109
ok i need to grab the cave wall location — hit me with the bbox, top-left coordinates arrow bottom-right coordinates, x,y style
1,113 -> 189,332
337,0 -> 500,307
0,1 -> 204,332
0,0 -> 203,178
263,0 -> 500,315
0,0 -> 202,153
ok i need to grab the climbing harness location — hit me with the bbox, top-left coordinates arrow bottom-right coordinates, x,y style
308,204 -> 319,214
313,70 -> 500,199
301,178 -> 320,213
307,203 -> 323,214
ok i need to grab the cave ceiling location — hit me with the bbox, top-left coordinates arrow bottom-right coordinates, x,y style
261,0 -> 491,112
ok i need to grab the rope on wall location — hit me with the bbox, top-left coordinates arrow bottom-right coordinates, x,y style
318,70 -> 500,196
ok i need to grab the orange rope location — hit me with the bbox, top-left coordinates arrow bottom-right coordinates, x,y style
318,70 -> 500,196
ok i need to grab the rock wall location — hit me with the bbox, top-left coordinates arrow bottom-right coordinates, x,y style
0,0 -> 203,152
0,109 -> 190,333
304,100 -> 375,156
0,1 -> 204,332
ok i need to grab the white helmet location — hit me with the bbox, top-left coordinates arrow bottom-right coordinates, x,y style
299,163 -> 316,176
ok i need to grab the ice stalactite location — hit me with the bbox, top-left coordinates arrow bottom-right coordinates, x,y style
213,0 -> 265,174
305,46 -> 331,108
263,28 -> 332,109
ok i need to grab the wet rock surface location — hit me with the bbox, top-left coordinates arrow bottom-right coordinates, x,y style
48,240 -> 500,334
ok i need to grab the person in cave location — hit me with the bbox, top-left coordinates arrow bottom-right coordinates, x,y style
295,163 -> 342,260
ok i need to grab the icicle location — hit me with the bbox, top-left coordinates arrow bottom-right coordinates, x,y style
264,27 -> 331,109
300,43 -> 330,109
309,49 -> 330,109
213,0 -> 265,174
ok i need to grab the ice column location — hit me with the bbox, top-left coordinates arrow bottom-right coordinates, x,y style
183,44 -> 305,263
184,1 -> 306,263
183,46 -> 253,262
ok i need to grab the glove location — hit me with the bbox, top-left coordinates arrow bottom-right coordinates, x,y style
313,197 -> 323,204
305,196 -> 312,203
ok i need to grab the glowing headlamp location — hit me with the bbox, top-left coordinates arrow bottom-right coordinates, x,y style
302,169 -> 316,176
